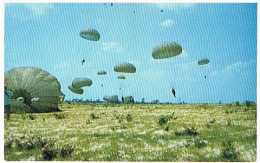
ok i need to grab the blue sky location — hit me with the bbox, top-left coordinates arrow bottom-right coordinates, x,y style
4,3 -> 257,103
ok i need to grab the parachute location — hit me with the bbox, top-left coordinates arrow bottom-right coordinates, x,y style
198,58 -> 209,65
103,95 -> 119,103
198,58 -> 210,78
72,78 -> 92,89
152,42 -> 182,59
114,62 -> 136,73
17,97 -> 24,102
68,85 -> 84,95
118,75 -> 126,80
80,28 -> 100,41
152,42 -> 183,103
4,67 -> 64,112
97,71 -> 107,75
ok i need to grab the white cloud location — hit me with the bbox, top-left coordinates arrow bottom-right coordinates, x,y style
153,3 -> 196,12
24,4 -> 54,17
102,42 -> 123,53
211,61 -> 248,78
6,3 -> 54,21
160,19 -> 174,27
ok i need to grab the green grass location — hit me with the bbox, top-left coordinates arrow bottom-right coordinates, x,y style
4,103 -> 257,161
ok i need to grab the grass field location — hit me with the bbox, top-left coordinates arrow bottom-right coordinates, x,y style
4,103 -> 257,161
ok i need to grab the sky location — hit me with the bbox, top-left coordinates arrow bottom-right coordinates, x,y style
4,3 -> 257,103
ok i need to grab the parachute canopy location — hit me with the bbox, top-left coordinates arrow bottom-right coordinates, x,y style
114,62 -> 136,73
80,28 -> 100,41
4,67 -> 64,112
72,78 -> 92,89
152,42 -> 182,59
68,85 -> 84,95
198,58 -> 209,65
118,75 -> 126,80
17,97 -> 24,102
97,71 -> 107,75
103,95 -> 119,103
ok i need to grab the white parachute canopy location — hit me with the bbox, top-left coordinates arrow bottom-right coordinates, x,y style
114,62 -> 136,73
4,67 -> 64,112
80,28 -> 100,41
152,42 -> 182,59
72,78 -> 93,89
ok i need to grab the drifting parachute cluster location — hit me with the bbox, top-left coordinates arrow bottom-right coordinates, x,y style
4,67 -> 64,112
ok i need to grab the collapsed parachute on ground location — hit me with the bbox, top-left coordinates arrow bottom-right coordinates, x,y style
80,28 -> 100,41
17,97 -> 24,102
68,85 -> 84,95
198,58 -> 209,65
97,71 -> 107,75
4,67 -> 64,113
114,62 -> 136,73
118,75 -> 126,80
72,78 -> 92,89
152,42 -> 182,59
103,95 -> 119,103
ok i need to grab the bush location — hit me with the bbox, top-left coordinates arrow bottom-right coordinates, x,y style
165,126 -> 169,132
194,137 -> 207,148
4,138 -> 13,150
185,126 -> 199,136
221,140 -> 238,160
28,114 -> 36,120
90,113 -> 99,119
42,144 -> 58,161
15,139 -> 24,150
35,137 -> 48,148
53,113 -> 66,119
157,115 -> 168,125
126,114 -> 132,122
60,144 -> 74,158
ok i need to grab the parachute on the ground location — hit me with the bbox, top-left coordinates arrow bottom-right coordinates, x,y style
72,78 -> 92,89
103,95 -> 119,103
198,58 -> 209,65
17,97 -> 24,102
31,97 -> 39,102
118,75 -> 126,80
4,67 -> 64,113
80,28 -> 100,41
68,85 -> 84,95
97,71 -> 107,75
114,62 -> 136,73
152,42 -> 182,59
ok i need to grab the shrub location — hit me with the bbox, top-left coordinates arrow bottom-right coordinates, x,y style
165,126 -> 169,132
90,113 -> 99,119
157,115 -> 168,125
42,144 -> 58,161
126,114 -> 132,122
53,113 -> 66,119
35,137 -> 48,148
221,140 -> 238,160
185,126 -> 199,136
15,139 -> 24,150
210,119 -> 216,124
60,144 -> 74,158
194,137 -> 207,148
28,114 -> 35,120
4,138 -> 13,150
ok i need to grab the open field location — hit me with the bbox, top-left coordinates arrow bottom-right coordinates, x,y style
4,103 -> 256,161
